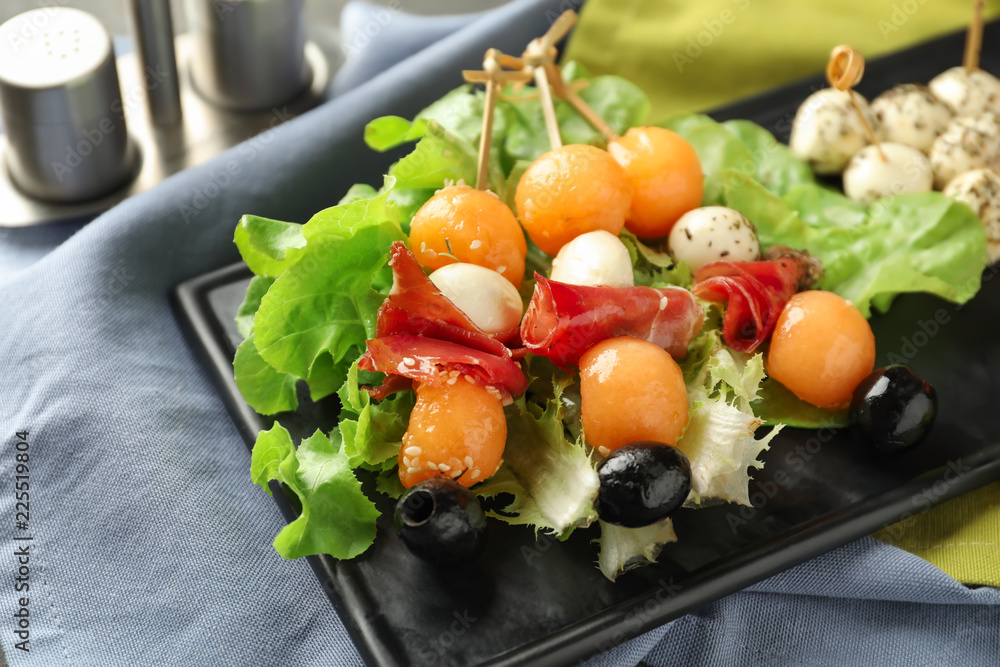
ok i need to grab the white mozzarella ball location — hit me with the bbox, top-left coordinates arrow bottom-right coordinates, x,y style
929,113 -> 1000,189
429,263 -> 523,334
842,143 -> 934,205
668,206 -> 761,272
870,84 -> 953,154
549,230 -> 634,288
943,168 -> 1000,264
790,88 -> 880,174
928,67 -> 1000,118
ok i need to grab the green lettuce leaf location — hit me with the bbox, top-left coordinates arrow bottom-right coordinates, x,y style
337,359 -> 414,470
752,379 -> 850,429
502,64 -> 649,165
234,215 -> 307,278
251,423 -> 379,559
338,183 -> 379,205
720,119 -> 816,196
597,518 -> 677,582
235,275 -> 275,339
364,115 -> 425,152
234,333 -> 299,415
658,114 -> 814,203
722,171 -> 988,316
253,183 -> 404,383
476,371 -> 599,536
620,230 -> 692,289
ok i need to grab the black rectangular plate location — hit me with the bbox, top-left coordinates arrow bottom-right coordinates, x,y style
172,22 -> 1000,667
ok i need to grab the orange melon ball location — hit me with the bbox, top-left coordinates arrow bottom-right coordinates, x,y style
398,381 -> 507,488
579,337 -> 689,455
409,185 -> 527,287
766,291 -> 876,409
514,144 -> 632,256
607,126 -> 704,239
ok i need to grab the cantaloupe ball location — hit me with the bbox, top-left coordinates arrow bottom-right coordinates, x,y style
766,291 -> 876,409
579,337 -> 689,455
399,381 -> 506,488
607,126 -> 704,239
515,144 -> 632,256
409,185 -> 527,287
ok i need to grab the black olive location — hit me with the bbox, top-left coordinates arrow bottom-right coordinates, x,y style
595,442 -> 691,528
849,365 -> 937,453
394,477 -> 487,566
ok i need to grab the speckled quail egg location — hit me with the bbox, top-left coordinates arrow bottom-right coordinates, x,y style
842,142 -> 934,205
550,230 -> 635,288
790,88 -> 881,175
870,84 -> 954,154
928,67 -> 1000,118
929,113 -> 1000,189
429,262 -> 523,334
943,168 -> 1000,264
668,206 -> 760,272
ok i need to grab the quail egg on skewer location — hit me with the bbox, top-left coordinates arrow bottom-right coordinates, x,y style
789,88 -> 881,175
667,206 -> 761,272
929,112 -> 1000,189
928,67 -> 1000,118
842,143 -> 934,205
943,168 -> 1000,264
870,84 -> 954,154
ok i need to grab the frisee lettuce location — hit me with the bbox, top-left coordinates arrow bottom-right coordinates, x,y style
677,327 -> 782,507
476,367 -> 599,536
597,518 -> 677,582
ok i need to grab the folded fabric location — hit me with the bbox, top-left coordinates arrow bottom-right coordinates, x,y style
0,1 -> 997,666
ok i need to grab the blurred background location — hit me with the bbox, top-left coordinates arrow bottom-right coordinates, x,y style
0,1 -> 510,34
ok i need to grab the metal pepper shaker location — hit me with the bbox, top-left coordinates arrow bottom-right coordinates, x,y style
0,8 -> 137,203
185,0 -> 311,111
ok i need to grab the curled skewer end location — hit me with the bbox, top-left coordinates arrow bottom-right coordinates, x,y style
826,45 -> 885,161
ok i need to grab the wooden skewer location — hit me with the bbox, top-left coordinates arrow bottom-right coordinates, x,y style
532,63 -> 563,149
462,49 -> 518,191
548,63 -> 619,141
519,10 -> 579,150
826,44 -> 885,161
964,0 -> 985,72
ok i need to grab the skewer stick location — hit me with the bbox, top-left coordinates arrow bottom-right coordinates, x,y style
463,49 -> 533,190
548,63 -> 619,141
826,45 -> 885,161
477,78 -> 498,191
520,10 -> 579,150
964,0 -> 985,72
533,64 -> 563,149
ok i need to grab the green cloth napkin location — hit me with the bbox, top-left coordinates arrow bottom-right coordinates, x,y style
566,0 -> 1000,588
565,0 -> 1000,119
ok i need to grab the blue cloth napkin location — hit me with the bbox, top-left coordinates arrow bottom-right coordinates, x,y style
1,1 -> 997,666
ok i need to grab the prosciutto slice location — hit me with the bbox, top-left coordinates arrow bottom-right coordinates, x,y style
376,242 -> 519,347
360,335 -> 528,400
520,275 -> 705,368
692,248 -> 821,353
360,242 -> 526,400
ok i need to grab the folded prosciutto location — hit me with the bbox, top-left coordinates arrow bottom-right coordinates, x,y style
692,247 -> 821,353
361,335 -> 528,400
520,275 -> 705,368
359,242 -> 527,401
